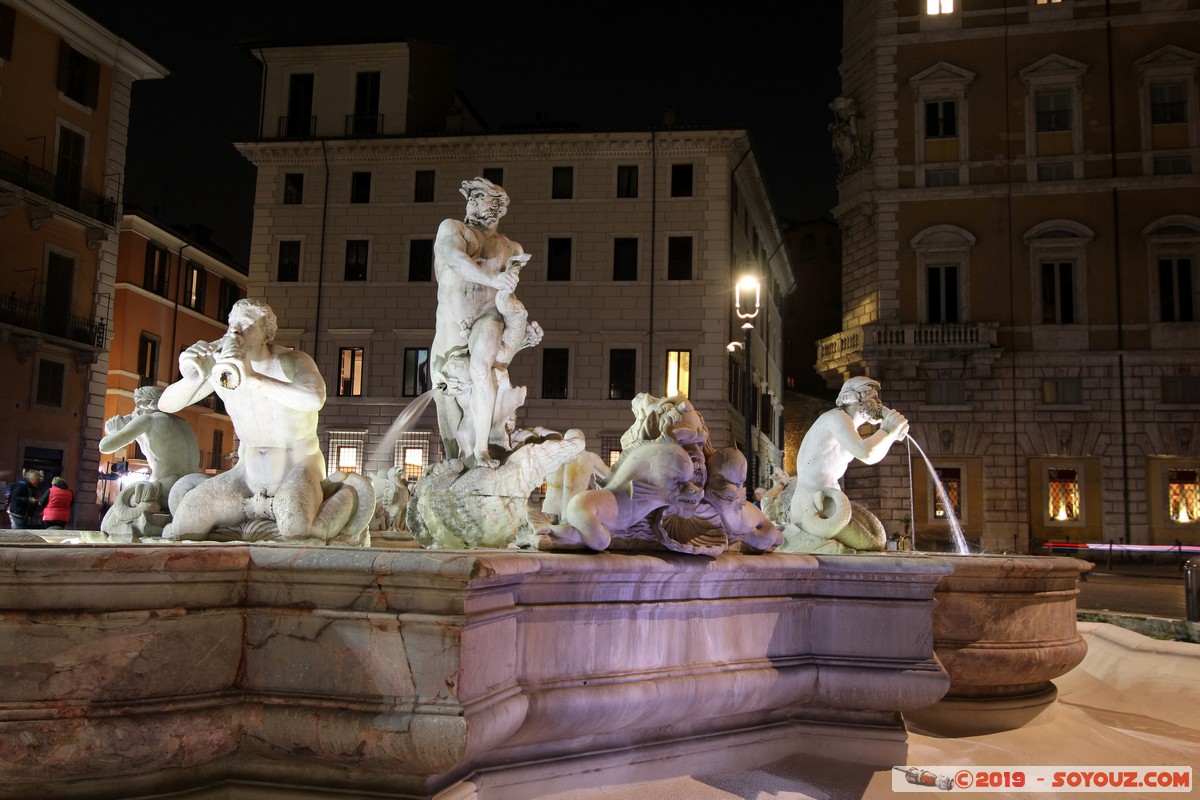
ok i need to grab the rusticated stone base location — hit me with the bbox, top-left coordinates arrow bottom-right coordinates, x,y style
0,546 -> 954,798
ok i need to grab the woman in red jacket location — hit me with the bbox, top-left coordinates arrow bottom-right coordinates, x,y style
39,476 -> 73,529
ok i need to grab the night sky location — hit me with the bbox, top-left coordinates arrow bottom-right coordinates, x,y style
67,2 -> 843,266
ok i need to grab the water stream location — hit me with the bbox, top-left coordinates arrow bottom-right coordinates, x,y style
906,436 -> 971,555
366,390 -> 435,473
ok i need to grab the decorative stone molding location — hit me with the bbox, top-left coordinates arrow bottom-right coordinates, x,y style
26,204 -> 52,230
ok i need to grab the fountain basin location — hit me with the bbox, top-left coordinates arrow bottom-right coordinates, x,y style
0,545 -> 952,799
907,553 -> 1092,736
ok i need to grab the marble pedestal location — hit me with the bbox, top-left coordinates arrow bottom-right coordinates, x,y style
0,546 -> 953,799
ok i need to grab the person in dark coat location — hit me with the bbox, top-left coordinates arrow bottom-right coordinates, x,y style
7,469 -> 44,529
39,476 -> 73,530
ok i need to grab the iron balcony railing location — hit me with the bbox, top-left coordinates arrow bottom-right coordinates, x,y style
816,322 -> 998,367
277,115 -> 317,138
0,149 -> 116,224
345,113 -> 384,136
0,292 -> 106,348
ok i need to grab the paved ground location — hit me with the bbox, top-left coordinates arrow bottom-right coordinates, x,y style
1074,558 -> 1193,619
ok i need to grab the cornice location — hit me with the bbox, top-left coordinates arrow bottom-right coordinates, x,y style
234,130 -> 749,167
16,0 -> 168,80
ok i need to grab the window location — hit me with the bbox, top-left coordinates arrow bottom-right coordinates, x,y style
277,241 -> 301,282
1040,261 -> 1075,324
667,236 -> 693,280
933,467 -> 962,520
35,358 -> 65,407
1168,469 -> 1198,524
1024,220 -> 1093,325
613,238 -> 638,281
1151,83 -> 1188,125
547,238 -> 572,281
601,435 -> 623,468
926,380 -> 965,405
137,333 -> 158,387
617,165 -> 639,198
925,101 -> 957,138
0,3 -> 14,61
56,42 -> 100,107
1159,258 -> 1194,322
927,0 -> 953,12
350,172 -> 371,203
1035,91 -> 1071,132
210,430 -> 224,471
542,348 -> 568,399
926,265 -> 960,323
552,166 -> 573,199
670,164 -> 693,197
1046,467 -> 1081,522
1042,378 -> 1082,404
666,350 -> 690,397
1154,156 -> 1191,175
482,167 -> 504,186
925,168 -> 959,187
403,348 -> 430,397
728,357 -> 743,411
1037,162 -> 1074,181
1163,377 -> 1200,404
217,280 -> 238,322
54,124 -> 85,207
284,73 -> 314,137
327,430 -> 366,475
609,349 -> 636,400
912,225 -> 974,325
338,347 -> 364,397
351,71 -> 381,135
344,240 -> 369,281
409,239 -> 433,282
760,392 -> 772,438
414,170 -> 435,202
183,263 -> 206,311
395,432 -> 433,481
284,173 -> 304,204
144,243 -> 169,296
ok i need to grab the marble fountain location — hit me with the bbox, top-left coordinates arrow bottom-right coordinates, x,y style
0,180 -> 1102,799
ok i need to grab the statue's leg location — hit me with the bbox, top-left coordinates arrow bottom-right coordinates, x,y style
162,472 -> 249,540
432,390 -> 461,461
467,316 -> 505,468
273,459 -> 329,540
559,491 -> 619,551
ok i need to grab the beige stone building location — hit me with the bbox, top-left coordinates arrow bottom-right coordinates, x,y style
236,41 -> 794,488
820,0 -> 1200,552
0,0 -> 164,527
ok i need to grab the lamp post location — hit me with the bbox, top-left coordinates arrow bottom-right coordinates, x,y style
735,274 -> 761,500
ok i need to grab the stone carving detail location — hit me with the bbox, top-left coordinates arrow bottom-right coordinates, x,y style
97,386 -> 201,541
829,96 -> 873,178
152,298 -> 374,545
369,466 -> 411,533
772,377 -> 909,554
525,394 -> 782,555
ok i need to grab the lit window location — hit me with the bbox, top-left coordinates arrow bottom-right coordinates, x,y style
1036,0 -> 1063,4
666,350 -> 691,397
927,0 -> 953,13
1048,468 -> 1081,522
326,430 -> 365,476
1169,469 -> 1198,523
933,467 -> 962,519
138,333 -> 158,387
394,431 -> 433,481
183,263 -> 206,310
403,448 -> 425,481
601,435 -> 623,467
338,347 -> 364,397
144,243 -> 170,296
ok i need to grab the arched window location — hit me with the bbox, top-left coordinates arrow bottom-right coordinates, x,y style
1023,220 -> 1094,325
911,225 -> 976,324
1144,216 -> 1200,323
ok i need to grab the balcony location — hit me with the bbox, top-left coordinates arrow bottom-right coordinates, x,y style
0,149 -> 115,224
0,292 -> 106,349
276,115 -> 317,138
345,114 -> 384,136
816,322 -> 999,377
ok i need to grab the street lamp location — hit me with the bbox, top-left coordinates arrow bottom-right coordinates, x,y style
734,274 -> 761,500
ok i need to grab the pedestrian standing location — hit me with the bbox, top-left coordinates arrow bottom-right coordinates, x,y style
39,476 -> 73,530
